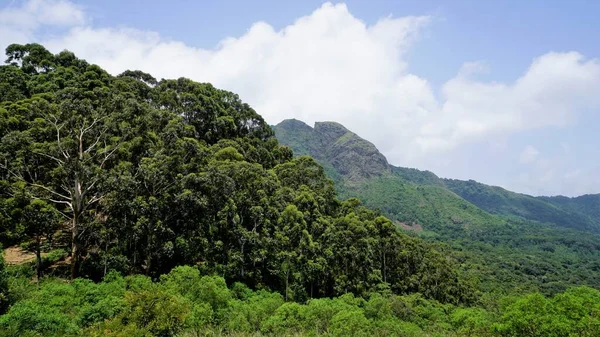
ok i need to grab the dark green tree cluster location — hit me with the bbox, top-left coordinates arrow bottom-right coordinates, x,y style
0,44 -> 471,305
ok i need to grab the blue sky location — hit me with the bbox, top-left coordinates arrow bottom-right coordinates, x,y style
82,0 -> 600,83
1,0 -> 599,196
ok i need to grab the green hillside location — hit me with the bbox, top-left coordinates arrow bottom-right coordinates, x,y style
444,179 -> 600,231
275,119 -> 600,232
540,194 -> 600,223
274,119 -> 600,295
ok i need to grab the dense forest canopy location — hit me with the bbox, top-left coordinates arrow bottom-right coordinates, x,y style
0,43 -> 470,303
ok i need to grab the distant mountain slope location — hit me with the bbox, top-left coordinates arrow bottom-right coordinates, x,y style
273,119 -> 600,233
274,119 -> 389,184
540,194 -> 600,224
274,119 -> 502,234
443,179 -> 599,232
274,118 -> 600,295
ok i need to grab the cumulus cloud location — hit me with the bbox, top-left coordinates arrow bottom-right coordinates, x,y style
1,0 -> 599,195
0,0 -> 85,51
425,52 -> 600,154
34,2 -> 600,163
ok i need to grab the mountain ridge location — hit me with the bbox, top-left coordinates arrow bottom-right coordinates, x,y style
273,118 -> 600,232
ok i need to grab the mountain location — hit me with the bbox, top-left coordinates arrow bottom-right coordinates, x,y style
274,119 -> 600,294
541,194 -> 600,224
274,119 -> 600,232
443,179 -> 600,232
272,119 -> 390,184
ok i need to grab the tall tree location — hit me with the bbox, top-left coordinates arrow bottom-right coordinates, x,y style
22,199 -> 60,280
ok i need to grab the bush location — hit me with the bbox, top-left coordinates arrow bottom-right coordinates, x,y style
0,299 -> 77,337
329,310 -> 371,337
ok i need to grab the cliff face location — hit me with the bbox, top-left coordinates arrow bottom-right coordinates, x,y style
274,119 -> 389,183
314,122 -> 389,182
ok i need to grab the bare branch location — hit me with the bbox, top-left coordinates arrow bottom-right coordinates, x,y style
79,117 -> 105,158
31,183 -> 71,201
100,145 -> 120,168
0,164 -> 24,181
31,197 -> 71,219
84,126 -> 108,155
82,178 -> 100,198
48,198 -> 73,208
32,151 -> 64,165
82,117 -> 103,135
88,195 -> 103,205
45,115 -> 69,160
60,184 -> 73,197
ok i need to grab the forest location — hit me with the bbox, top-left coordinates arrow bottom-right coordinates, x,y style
0,44 -> 599,336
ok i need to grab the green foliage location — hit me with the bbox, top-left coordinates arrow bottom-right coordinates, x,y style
274,118 -> 600,296
0,299 -> 77,337
0,247 -> 8,314
329,309 -> 371,337
0,265 -> 599,336
493,286 -> 600,337
0,43 -> 471,305
121,286 -> 190,337
3,43 -> 600,336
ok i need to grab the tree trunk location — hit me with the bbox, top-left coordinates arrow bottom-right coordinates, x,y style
285,271 -> 289,302
35,235 -> 42,282
70,215 -> 80,279
103,238 -> 108,277
383,249 -> 387,283
240,241 -> 245,278
71,177 -> 84,280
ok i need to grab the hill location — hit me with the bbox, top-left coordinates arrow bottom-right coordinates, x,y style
274,119 -> 600,294
274,119 -> 600,232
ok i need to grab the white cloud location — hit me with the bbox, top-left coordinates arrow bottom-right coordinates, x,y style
416,52 -> 600,154
34,2 -> 600,163
0,0 -> 85,52
520,145 -> 540,164
1,1 -> 599,196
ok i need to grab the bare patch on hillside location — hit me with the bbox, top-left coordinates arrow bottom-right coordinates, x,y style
397,222 -> 423,232
4,246 -> 36,265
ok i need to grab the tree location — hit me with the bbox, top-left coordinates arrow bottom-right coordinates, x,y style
22,199 -> 60,280
0,93 -> 120,278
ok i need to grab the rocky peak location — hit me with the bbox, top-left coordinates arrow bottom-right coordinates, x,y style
274,119 -> 390,183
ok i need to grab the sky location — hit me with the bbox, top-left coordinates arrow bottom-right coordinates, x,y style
1,0 -> 599,197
